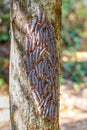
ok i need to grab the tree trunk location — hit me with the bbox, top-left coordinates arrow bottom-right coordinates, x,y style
10,0 -> 61,130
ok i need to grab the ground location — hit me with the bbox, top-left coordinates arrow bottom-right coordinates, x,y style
60,81 -> 87,130
0,81 -> 87,130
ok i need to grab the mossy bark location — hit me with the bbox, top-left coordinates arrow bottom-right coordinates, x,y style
10,0 -> 61,130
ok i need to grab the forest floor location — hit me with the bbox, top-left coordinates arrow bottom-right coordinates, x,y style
60,81 -> 87,130
0,81 -> 87,130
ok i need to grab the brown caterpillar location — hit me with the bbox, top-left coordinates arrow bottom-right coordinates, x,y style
25,5 -> 59,124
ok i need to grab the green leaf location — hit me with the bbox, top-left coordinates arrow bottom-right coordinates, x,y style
0,34 -> 9,42
1,13 -> 10,19
0,78 -> 4,87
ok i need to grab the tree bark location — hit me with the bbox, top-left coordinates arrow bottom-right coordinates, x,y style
10,0 -> 61,130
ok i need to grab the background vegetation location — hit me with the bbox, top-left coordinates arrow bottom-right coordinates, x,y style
0,0 -> 9,93
61,0 -> 87,87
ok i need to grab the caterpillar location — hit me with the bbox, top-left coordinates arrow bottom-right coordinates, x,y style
25,5 -> 59,124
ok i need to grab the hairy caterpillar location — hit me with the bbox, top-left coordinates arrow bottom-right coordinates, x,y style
25,5 -> 59,124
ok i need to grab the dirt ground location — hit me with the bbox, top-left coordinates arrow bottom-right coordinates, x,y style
0,82 -> 87,130
60,81 -> 87,130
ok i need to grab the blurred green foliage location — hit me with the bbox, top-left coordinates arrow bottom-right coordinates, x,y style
0,13 -> 10,42
0,57 -> 9,83
62,0 -> 87,85
0,78 -> 4,87
1,13 -> 10,19
0,1 -> 10,88
77,4 -> 87,19
62,0 -> 87,50
62,61 -> 87,82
